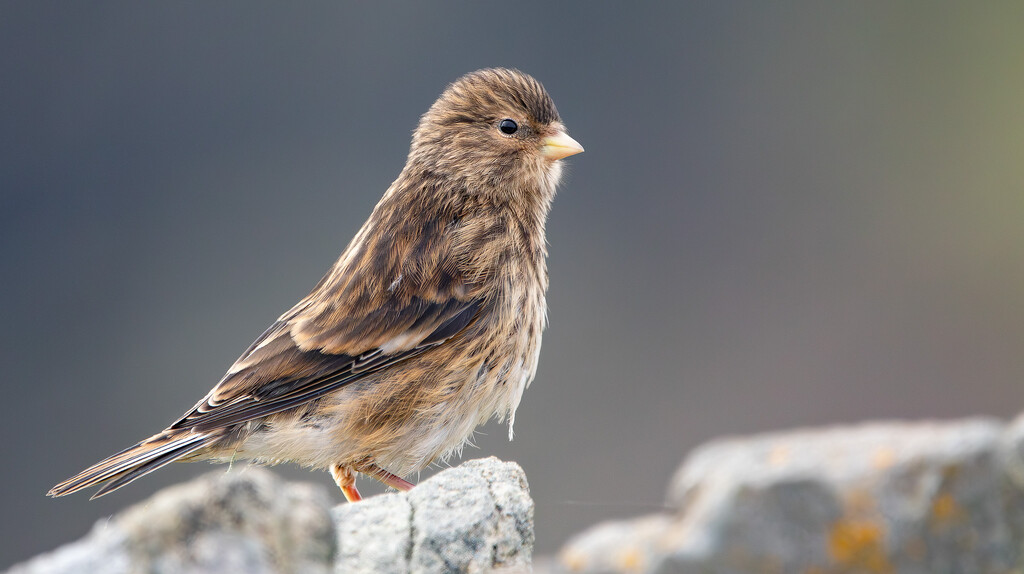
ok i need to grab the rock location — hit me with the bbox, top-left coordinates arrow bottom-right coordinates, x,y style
7,467 -> 335,574
556,418 -> 1024,574
557,514 -> 675,574
999,412 -> 1024,488
334,457 -> 534,573
24,414 -> 1024,574
8,458 -> 533,574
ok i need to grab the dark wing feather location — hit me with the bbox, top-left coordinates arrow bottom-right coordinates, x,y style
171,296 -> 480,432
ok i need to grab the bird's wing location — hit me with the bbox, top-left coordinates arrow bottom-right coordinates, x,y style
171,282 -> 481,432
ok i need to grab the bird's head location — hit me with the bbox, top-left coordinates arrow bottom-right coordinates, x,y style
407,68 -> 583,203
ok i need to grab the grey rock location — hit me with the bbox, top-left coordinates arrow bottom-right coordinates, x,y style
334,489 -> 413,572
999,412 -> 1024,489
9,457 -> 533,574
334,457 -> 534,573
557,418 -> 1024,574
9,467 -> 335,574
5,527 -> 131,574
557,514 -> 675,574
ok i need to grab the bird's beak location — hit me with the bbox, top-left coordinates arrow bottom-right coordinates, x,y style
541,131 -> 584,160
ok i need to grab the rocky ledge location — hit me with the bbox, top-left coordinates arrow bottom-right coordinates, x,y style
11,415 -> 1024,574
8,457 -> 533,574
551,416 -> 1024,574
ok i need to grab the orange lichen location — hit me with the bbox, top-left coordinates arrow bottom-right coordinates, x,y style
828,519 -> 893,573
930,492 -> 964,525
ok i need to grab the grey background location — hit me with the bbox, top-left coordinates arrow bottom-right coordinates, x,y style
3,2 -> 1024,566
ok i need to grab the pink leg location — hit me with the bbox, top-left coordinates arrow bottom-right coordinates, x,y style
356,461 -> 415,492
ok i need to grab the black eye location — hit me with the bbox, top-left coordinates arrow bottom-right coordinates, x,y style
499,119 -> 518,135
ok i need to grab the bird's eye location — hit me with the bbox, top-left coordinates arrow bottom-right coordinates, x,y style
498,119 -> 518,135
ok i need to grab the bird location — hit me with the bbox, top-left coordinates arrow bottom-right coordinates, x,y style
48,68 -> 583,502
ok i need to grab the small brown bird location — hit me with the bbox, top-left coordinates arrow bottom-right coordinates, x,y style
48,68 -> 582,501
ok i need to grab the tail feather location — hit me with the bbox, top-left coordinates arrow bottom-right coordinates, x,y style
48,431 -> 215,499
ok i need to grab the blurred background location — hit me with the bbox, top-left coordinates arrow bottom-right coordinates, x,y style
3,2 -> 1024,567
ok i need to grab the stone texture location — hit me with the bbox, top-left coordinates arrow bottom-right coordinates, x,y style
8,467 -> 335,574
17,416 -> 1024,574
557,514 -> 676,574
334,457 -> 534,573
556,418 -> 1024,574
8,457 -> 533,574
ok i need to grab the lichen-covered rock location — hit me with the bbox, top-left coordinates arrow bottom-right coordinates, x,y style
334,457 -> 534,573
557,514 -> 675,574
8,467 -> 335,574
556,418 -> 1024,574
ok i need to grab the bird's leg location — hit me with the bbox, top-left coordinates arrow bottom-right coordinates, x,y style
330,464 -> 362,502
354,459 -> 415,492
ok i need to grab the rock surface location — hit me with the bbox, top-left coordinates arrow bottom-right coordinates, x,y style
7,457 -> 533,574
333,458 -> 535,573
553,417 -> 1024,574
15,416 -> 1024,574
8,466 -> 335,574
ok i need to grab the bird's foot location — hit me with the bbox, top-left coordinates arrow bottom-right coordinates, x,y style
330,464 -> 361,502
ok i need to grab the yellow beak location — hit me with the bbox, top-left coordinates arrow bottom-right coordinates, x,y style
541,131 -> 584,160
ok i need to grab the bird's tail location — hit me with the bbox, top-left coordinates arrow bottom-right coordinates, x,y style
47,429 -> 217,499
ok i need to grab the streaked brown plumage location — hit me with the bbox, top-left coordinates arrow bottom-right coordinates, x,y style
48,68 -> 583,501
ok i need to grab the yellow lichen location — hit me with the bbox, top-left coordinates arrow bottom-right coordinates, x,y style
930,492 -> 963,524
560,549 -> 587,572
828,519 -> 893,573
616,547 -> 644,572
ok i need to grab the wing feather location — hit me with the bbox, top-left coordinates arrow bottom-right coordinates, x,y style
172,296 -> 480,432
